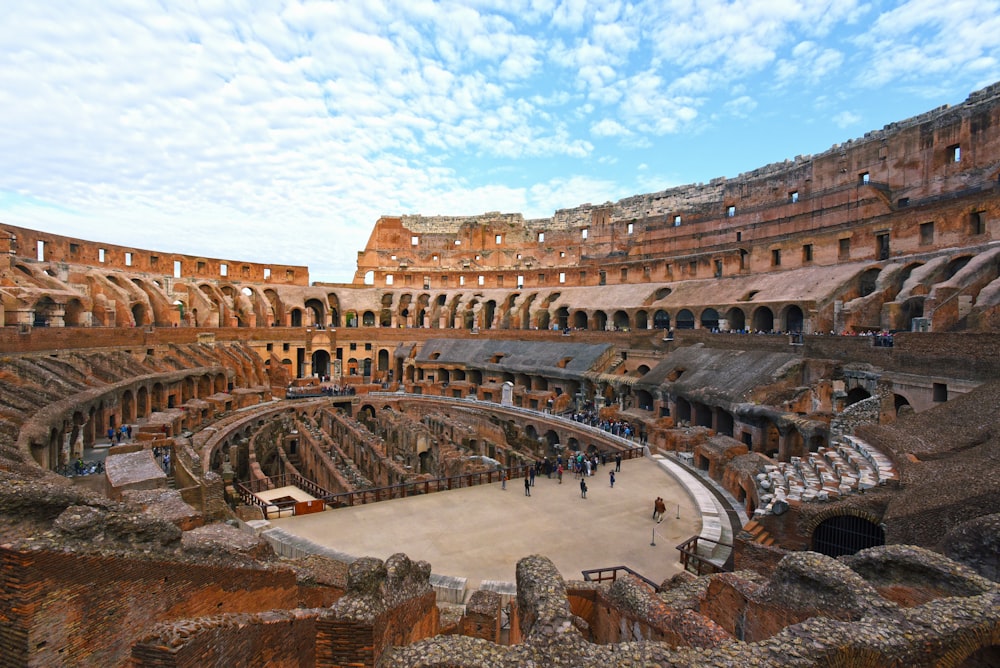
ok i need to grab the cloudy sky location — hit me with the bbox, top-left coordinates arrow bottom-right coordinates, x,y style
1,1 -> 998,283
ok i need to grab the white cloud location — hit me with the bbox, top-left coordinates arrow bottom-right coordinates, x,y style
832,110 -> 862,128
0,0 -> 994,283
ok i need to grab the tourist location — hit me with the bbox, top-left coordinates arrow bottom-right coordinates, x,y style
652,496 -> 663,521
501,470 -> 507,490
615,453 -> 622,472
529,467 -> 536,487
655,498 -> 667,524
609,471 -> 615,488
580,479 -> 587,498
524,476 -> 531,497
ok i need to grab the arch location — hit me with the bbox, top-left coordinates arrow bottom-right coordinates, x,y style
724,307 -> 746,332
311,349 -> 331,379
894,393 -> 913,416
131,302 -> 148,327
811,514 -> 885,558
612,310 -> 629,330
536,310 -> 550,330
63,298 -> 86,326
592,310 -> 607,331
846,386 -> 871,406
572,310 -> 588,329
304,298 -> 325,326
858,267 -> 881,297
362,311 -> 376,326
675,309 -> 695,329
635,389 -> 654,411
290,308 -> 303,327
634,309 -> 648,329
653,310 -> 671,329
377,349 -> 390,373
783,304 -> 804,333
555,306 -> 569,330
900,297 -> 924,331
483,300 -> 497,329
752,306 -> 774,332
700,307 -> 719,330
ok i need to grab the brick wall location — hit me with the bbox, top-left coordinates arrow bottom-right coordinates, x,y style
131,609 -> 322,668
0,546 -> 306,667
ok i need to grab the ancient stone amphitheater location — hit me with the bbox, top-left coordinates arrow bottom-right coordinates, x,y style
1,83 -> 999,667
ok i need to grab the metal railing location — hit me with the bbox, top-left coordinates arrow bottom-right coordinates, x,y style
581,565 -> 661,592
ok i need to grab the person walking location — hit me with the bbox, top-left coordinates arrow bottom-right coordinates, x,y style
524,476 -> 531,497
501,470 -> 507,490
609,471 -> 615,488
656,497 -> 667,523
580,478 -> 588,499
653,496 -> 663,521
615,453 -> 622,472
529,466 -> 536,487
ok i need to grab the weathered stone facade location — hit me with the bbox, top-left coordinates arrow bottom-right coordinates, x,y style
0,82 -> 998,666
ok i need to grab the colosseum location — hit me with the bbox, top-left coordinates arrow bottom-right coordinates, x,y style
1,82 -> 999,667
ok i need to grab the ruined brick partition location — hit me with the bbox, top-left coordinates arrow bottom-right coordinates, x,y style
315,590 -> 438,668
0,547 -> 303,667
130,610 -> 323,667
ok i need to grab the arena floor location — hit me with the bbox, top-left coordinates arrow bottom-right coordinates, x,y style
270,456 -> 700,588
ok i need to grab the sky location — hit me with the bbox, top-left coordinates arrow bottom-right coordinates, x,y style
1,1 -> 999,284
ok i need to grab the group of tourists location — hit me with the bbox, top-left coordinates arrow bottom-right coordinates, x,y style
106,424 -> 132,444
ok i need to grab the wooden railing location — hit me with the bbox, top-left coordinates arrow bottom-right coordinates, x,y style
675,535 -> 731,576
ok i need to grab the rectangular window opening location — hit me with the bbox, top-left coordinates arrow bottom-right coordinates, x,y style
839,238 -> 851,261
919,222 -> 934,246
220,262 -> 227,277
627,222 -> 634,234
385,274 -> 394,285
263,267 -> 271,280
860,171 -> 870,185
125,252 -> 133,266
948,144 -> 961,163
411,236 -> 420,246
581,228 -> 589,240
771,249 -> 781,266
174,260 -> 182,278
971,211 -> 985,235
789,191 -> 799,203
727,205 -> 736,217
558,272 -> 566,284
673,215 -> 681,226
802,244 -> 813,263
537,232 -> 545,242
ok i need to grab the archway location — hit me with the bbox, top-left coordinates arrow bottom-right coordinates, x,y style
845,387 -> 871,406
653,310 -> 670,329
725,307 -> 746,332
311,350 -> 331,379
592,310 -> 607,331
752,306 -> 774,332
635,310 -> 648,329
700,308 -> 719,330
675,309 -> 695,329
784,305 -> 804,333
811,515 -> 885,557
131,303 -> 147,327
572,311 -> 588,329
612,310 -> 629,330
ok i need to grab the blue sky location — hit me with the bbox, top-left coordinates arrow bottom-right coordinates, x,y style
1,1 -> 998,284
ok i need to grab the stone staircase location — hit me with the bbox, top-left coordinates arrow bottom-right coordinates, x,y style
755,436 -> 898,517
741,519 -> 775,547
